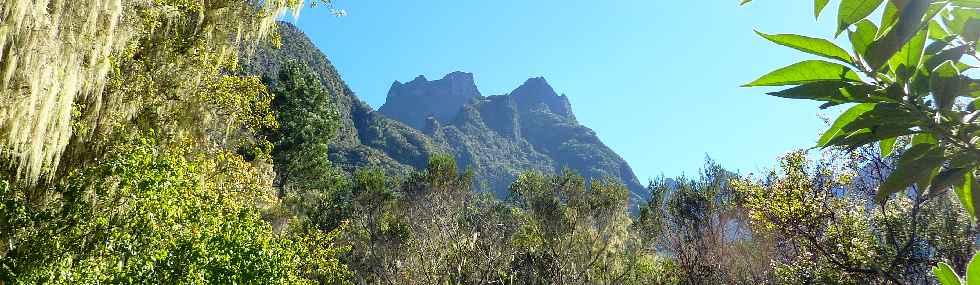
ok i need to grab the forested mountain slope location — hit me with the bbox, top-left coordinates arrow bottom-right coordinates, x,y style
244,23 -> 443,175
247,22 -> 645,201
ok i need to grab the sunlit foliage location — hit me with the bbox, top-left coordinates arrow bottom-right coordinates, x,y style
737,149 -> 975,284
0,134 -> 350,283
0,0 -> 305,184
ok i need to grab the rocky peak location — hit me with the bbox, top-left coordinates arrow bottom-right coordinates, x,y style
510,77 -> 575,120
379,71 -> 481,130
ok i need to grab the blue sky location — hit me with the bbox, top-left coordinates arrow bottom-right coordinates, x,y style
291,0 -> 849,181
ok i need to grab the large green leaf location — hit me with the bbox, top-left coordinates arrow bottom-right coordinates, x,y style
880,137 -> 897,157
912,133 -> 939,145
887,28 -> 927,80
953,170 -> 978,219
879,1 -> 900,38
969,251 -> 980,285
824,123 -> 917,150
817,103 -> 875,147
929,20 -> 952,41
756,31 -> 854,64
744,60 -> 862,87
841,103 -> 920,132
934,262 -> 963,285
932,60 -> 966,112
838,0 -> 886,35
944,8 -> 980,37
925,45 -> 969,72
822,103 -> 920,149
877,143 -> 945,203
849,20 -> 879,56
815,0 -> 830,19
932,167 -> 970,194
953,0 -> 980,8
865,0 -> 931,70
766,82 -> 877,106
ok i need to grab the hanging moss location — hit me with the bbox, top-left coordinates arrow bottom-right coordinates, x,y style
0,0 -> 306,185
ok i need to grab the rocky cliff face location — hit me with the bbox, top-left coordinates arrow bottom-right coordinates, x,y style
379,72 -> 481,130
409,76 -> 646,200
246,22 -> 647,203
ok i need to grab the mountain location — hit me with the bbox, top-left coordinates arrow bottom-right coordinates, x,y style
382,73 -> 646,201
245,22 -> 647,203
379,72 -> 481,130
244,22 -> 443,176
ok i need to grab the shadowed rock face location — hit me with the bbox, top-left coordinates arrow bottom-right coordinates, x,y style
510,77 -> 575,120
383,73 -> 647,203
379,72 -> 481,130
247,22 -> 648,206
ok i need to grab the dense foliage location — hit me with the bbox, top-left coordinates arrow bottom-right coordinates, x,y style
0,0 -> 352,283
4,0 -> 980,284
743,0 -> 980,282
341,156 -> 669,284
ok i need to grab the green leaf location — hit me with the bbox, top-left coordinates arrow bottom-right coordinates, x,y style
953,170 -> 978,219
817,103 -> 875,147
838,0 -> 886,35
822,104 -> 920,148
880,137 -> 897,157
887,27 -> 928,80
932,60 -> 965,112
953,0 -> 980,8
944,8 -> 980,37
815,0 -> 830,19
850,20 -> 879,56
929,20 -> 952,41
744,60 -> 862,87
865,0 -> 931,70
912,133 -> 939,145
969,251 -> 980,285
841,103 -> 920,132
877,143 -> 944,203
879,1 -> 899,37
934,262 -> 963,285
756,31 -> 854,64
925,45 -> 969,72
824,125 -> 916,149
766,82 -> 877,106
931,167 -> 970,194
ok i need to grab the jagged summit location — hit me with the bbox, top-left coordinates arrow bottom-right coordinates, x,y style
510,76 -> 575,120
379,71 -> 481,130
378,71 -> 645,202
249,23 -> 646,205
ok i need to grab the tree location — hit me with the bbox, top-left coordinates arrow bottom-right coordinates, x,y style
267,63 -> 348,230
0,0 -> 307,185
742,0 -> 980,216
639,160 -> 774,284
507,170 -> 634,284
742,0 -> 980,280
0,134 -> 351,284
736,148 -> 975,284
0,0 -> 355,283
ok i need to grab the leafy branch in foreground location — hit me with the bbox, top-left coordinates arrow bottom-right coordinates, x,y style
743,0 -> 980,218
743,0 -> 980,282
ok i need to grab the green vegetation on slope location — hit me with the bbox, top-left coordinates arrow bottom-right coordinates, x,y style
248,25 -> 647,203
0,0 -> 351,283
3,0 -> 980,284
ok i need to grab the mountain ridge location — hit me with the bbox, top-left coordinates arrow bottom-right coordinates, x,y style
247,22 -> 647,203
386,72 -> 645,199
